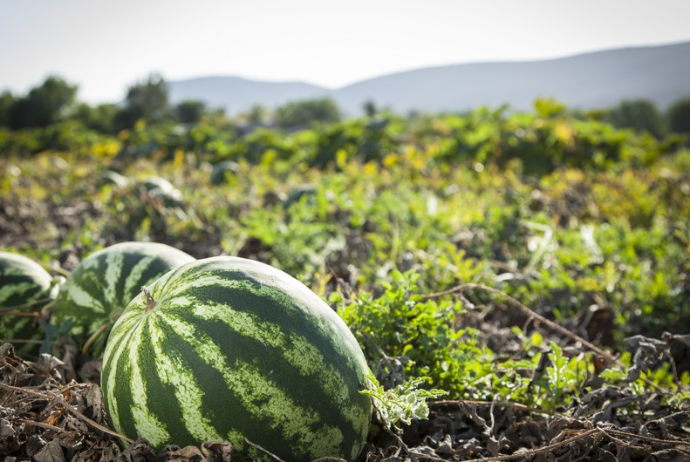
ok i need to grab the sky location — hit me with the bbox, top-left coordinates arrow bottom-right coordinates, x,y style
1,0 -> 690,104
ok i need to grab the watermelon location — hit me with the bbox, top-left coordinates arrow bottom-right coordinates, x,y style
101,170 -> 130,188
137,176 -> 183,207
139,176 -> 176,194
101,256 -> 372,462
0,252 -> 57,352
51,242 -> 194,353
210,161 -> 239,185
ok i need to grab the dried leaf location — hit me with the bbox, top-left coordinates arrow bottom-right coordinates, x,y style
31,354 -> 66,382
26,434 -> 47,457
595,447 -> 617,462
33,438 -> 66,462
201,440 -> 233,462
651,449 -> 690,462
163,444 -> 205,461
486,433 -> 510,457
84,383 -> 104,423
80,358 -> 102,383
120,437 -> 157,462
0,418 -> 15,439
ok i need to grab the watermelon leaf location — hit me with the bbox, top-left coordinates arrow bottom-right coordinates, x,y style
362,370 -> 445,431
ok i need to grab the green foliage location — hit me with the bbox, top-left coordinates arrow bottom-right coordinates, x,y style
310,116 -> 402,167
0,91 -> 15,128
240,104 -> 270,124
0,121 -> 118,156
175,99 -> 207,124
362,371 -> 445,431
534,97 -> 566,118
8,76 -> 77,129
335,271 -> 687,411
2,94 -> 682,177
276,97 -> 341,129
336,271 -> 475,393
114,73 -> 171,130
71,102 -> 118,134
39,317 -> 74,355
363,100 -> 378,117
668,94 -> 690,136
606,99 -> 666,138
1,99 -> 689,414
543,342 -> 584,409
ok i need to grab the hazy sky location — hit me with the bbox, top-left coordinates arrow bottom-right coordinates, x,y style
2,0 -> 690,104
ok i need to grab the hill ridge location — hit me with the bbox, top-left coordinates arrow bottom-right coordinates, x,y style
168,41 -> 690,115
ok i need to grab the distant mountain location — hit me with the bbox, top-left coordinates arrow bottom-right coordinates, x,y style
168,76 -> 329,114
169,41 -> 690,116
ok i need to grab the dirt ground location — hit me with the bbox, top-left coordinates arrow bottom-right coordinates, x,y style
2,330 -> 689,461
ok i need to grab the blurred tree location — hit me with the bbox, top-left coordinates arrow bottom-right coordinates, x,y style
276,98 -> 341,129
363,100 -> 378,118
200,107 -> 235,130
242,104 -> 270,124
71,103 -> 118,133
175,99 -> 207,124
9,76 -> 77,129
114,73 -> 170,130
668,95 -> 690,136
606,99 -> 665,137
0,91 -> 14,127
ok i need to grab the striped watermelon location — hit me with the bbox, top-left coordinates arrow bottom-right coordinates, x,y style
137,176 -> 183,207
0,252 -> 57,353
101,256 -> 372,462
51,242 -> 194,353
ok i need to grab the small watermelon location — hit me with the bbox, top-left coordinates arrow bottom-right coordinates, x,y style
0,252 -> 57,353
51,242 -> 194,353
101,170 -> 130,188
137,176 -> 183,207
210,161 -> 239,185
101,256 -> 372,462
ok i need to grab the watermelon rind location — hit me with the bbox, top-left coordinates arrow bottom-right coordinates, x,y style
0,252 -> 57,353
51,242 -> 195,353
101,256 -> 372,462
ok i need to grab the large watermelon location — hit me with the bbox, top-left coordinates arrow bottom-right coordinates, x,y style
51,242 -> 194,353
0,252 -> 57,353
101,256 -> 372,462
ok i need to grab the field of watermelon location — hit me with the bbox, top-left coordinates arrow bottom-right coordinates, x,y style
1,101 -> 690,461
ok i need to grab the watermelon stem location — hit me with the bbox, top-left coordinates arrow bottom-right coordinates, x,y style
82,320 -> 114,356
142,286 -> 157,312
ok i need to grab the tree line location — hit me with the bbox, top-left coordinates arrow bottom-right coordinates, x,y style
1,74 -> 689,137
0,74 -> 343,133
